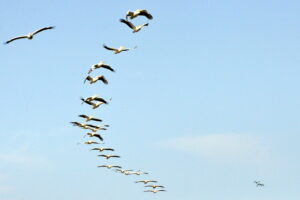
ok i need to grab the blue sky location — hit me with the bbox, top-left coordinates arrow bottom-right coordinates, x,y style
0,0 -> 300,199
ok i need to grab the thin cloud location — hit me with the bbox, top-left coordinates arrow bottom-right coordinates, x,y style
159,133 -> 271,164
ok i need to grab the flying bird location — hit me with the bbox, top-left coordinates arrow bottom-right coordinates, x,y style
84,75 -> 108,85
88,61 -> 115,74
70,122 -> 99,131
97,165 -> 122,169
78,115 -> 102,122
126,9 -> 153,20
135,180 -> 157,184
144,189 -> 166,193
145,185 -> 165,189
103,44 -> 130,54
84,140 -> 100,145
254,181 -> 264,187
98,154 -> 121,159
90,147 -> 115,152
5,26 -> 55,44
115,169 -> 134,174
86,132 -> 104,141
120,19 -> 148,33
81,96 -> 109,104
132,171 -> 149,175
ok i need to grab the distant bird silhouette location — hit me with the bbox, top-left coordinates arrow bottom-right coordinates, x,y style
98,154 -> 121,159
84,75 -> 108,84
84,140 -> 100,145
86,132 -> 104,141
254,181 -> 264,187
78,114 -> 102,122
88,61 -> 115,74
126,9 -> 153,20
120,19 -> 148,33
103,44 -> 130,54
144,189 -> 166,193
91,147 -> 115,152
135,180 -> 157,184
132,170 -> 149,175
97,165 -> 122,169
5,26 -> 55,44
145,185 -> 165,189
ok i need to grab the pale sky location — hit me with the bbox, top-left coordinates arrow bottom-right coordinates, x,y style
1,0 -> 300,200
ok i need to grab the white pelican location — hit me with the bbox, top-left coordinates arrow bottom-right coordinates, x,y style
78,114 -> 102,122
115,169 -> 133,174
126,9 -> 153,20
86,132 -> 104,141
84,75 -> 108,85
98,154 -> 120,159
120,19 -> 148,33
97,165 -> 122,169
132,171 -> 149,175
91,147 -> 115,152
103,44 -> 130,54
5,26 -> 55,44
84,140 -> 100,145
88,61 -> 115,74
144,189 -> 166,193
135,180 -> 157,184
145,185 -> 165,189
70,122 -> 99,131
254,181 -> 264,187
81,96 -> 109,104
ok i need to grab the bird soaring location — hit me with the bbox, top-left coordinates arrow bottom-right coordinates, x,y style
88,61 -> 115,74
126,9 -> 153,20
91,147 -> 115,152
97,165 -> 122,169
5,26 -> 55,44
145,185 -> 165,189
84,75 -> 108,84
98,154 -> 121,159
103,44 -> 130,54
120,19 -> 148,33
78,115 -> 102,122
144,189 -> 166,193
135,180 -> 157,184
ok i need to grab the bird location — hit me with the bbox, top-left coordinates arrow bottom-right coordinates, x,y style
254,181 -> 264,187
115,169 -> 134,174
84,75 -> 108,85
84,140 -> 100,145
135,180 -> 157,184
126,9 -> 153,20
98,154 -> 121,159
132,171 -> 149,175
86,132 -> 104,141
103,44 -> 130,54
120,19 -> 148,33
70,122 -> 98,131
88,61 -> 115,74
5,26 -> 55,44
144,189 -> 166,193
145,185 -> 165,189
81,96 -> 109,104
78,114 -> 102,122
86,124 -> 109,132
97,165 -> 122,169
90,147 -> 115,152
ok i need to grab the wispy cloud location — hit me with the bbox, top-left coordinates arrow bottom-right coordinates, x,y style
159,133 -> 271,164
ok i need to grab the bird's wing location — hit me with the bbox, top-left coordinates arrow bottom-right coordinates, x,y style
119,19 -> 136,29
94,97 -> 108,104
104,148 -> 114,151
112,155 -> 120,158
150,180 -> 157,183
102,64 -> 115,72
95,134 -> 104,141
139,10 -> 153,19
32,26 -> 55,35
90,118 -> 102,122
97,165 -> 106,168
113,166 -> 122,168
158,190 -> 166,192
103,44 -> 117,51
78,114 -> 88,119
98,76 -> 108,84
86,124 -> 99,129
5,35 -> 28,44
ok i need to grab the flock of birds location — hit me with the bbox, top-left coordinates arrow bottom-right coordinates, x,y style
4,7 -> 265,195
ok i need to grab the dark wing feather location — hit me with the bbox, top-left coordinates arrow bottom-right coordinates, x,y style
119,19 -> 135,29
139,10 -> 153,19
98,76 -> 108,84
5,36 -> 28,44
90,118 -> 102,122
78,114 -> 88,119
94,97 -> 108,104
103,44 -> 117,51
32,26 -> 55,35
104,148 -> 114,151
102,64 -> 115,72
95,134 -> 104,141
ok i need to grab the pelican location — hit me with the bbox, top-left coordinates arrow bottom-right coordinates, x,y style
115,169 -> 133,174
135,180 -> 157,184
103,44 -> 130,54
5,26 -> 55,44
126,9 -> 153,20
86,132 -> 104,141
144,189 -> 166,193
70,122 -> 98,131
88,61 -> 115,74
84,75 -> 108,85
98,154 -> 121,159
78,115 -> 102,122
81,96 -> 109,104
97,165 -> 122,169
145,185 -> 165,189
91,147 -> 115,152
132,170 -> 149,175
120,19 -> 148,33
84,140 -> 99,145
254,181 -> 264,187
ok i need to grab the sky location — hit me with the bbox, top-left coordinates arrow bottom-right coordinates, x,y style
0,0 -> 300,199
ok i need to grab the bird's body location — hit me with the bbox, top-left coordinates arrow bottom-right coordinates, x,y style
116,169 -> 134,174
78,114 -> 102,122
88,61 -> 115,74
135,180 -> 157,184
98,154 -> 121,159
84,75 -> 108,84
98,165 -> 122,169
87,132 -> 104,141
126,9 -> 153,20
120,19 -> 148,33
5,26 -> 55,44
145,185 -> 165,189
254,181 -> 264,187
91,147 -> 115,152
80,96 -> 108,109
103,44 -> 130,54
144,189 -> 166,193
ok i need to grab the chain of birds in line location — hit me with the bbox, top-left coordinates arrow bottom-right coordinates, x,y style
4,9 -> 167,194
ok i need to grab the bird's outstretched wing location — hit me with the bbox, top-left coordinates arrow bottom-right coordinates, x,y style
98,76 -> 108,84
32,26 -> 55,35
79,114 -> 88,119
84,76 -> 92,83
5,35 -> 28,44
120,19 -> 136,30
102,64 -> 115,72
95,134 -> 104,141
103,44 -> 117,51
90,117 -> 102,122
138,10 -> 153,19
104,148 -> 114,151
94,97 -> 108,104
